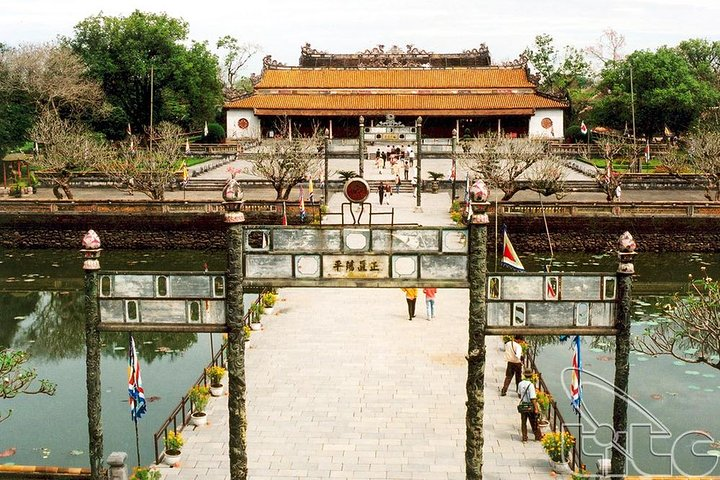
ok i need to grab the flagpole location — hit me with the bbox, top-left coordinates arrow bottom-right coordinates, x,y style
494,195 -> 499,272
130,334 -> 141,466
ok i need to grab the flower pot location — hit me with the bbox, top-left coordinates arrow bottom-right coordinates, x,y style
190,411 -> 207,426
549,459 -> 572,474
263,306 -> 274,316
250,322 -> 262,331
163,449 -> 181,466
209,384 -> 224,397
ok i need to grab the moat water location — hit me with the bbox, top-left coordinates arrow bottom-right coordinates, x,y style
1,249 -> 719,475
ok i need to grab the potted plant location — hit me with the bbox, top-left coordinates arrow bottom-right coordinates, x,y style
206,365 -> 226,397
427,171 -> 444,193
535,389 -> 552,425
540,431 -> 575,473
188,385 -> 210,426
163,430 -> 184,465
243,325 -> 251,342
261,291 -> 277,315
249,302 -> 264,330
130,466 -> 161,480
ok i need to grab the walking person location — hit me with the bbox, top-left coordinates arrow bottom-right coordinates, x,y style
378,182 -> 385,205
422,287 -> 437,320
384,183 -> 392,204
403,160 -> 410,181
401,288 -> 418,321
500,335 -> 524,396
395,174 -> 401,194
517,368 -> 542,442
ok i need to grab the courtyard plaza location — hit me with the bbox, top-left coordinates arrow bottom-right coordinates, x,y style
154,190 -> 572,480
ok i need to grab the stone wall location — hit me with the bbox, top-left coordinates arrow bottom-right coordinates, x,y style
2,212 -> 720,252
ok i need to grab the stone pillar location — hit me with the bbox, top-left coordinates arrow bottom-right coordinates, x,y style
224,204 -> 247,480
106,452 -> 128,480
465,187 -> 490,480
324,129 -> 330,206
415,116 -> 422,211
358,116 -> 365,178
611,231 -> 636,477
451,129 -> 457,202
82,230 -> 103,480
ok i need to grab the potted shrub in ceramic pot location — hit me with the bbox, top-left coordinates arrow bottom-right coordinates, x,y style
189,385 -> 210,426
163,430 -> 184,465
206,365 -> 226,397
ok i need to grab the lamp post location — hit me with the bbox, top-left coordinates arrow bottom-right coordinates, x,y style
358,116 -> 365,178
451,128 -> 457,203
324,128 -> 330,205
415,116 -> 422,211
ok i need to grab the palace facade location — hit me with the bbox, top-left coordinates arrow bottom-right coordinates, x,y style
225,44 -> 568,141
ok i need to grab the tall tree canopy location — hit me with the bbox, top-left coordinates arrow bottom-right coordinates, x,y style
591,47 -> 720,137
67,10 -> 222,140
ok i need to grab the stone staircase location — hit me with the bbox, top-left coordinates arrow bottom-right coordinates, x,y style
365,179 -> 416,194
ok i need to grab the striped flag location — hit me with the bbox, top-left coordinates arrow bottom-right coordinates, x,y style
128,335 -> 147,420
464,173 -> 471,221
308,178 -> 314,203
644,140 -> 650,163
570,335 -> 582,414
500,227 -> 525,271
299,186 -> 306,222
281,201 -> 287,226
203,121 -> 209,137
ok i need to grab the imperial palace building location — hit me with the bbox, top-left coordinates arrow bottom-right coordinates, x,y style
225,44 -> 568,142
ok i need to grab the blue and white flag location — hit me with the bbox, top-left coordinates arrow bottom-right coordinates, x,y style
570,335 -> 582,414
128,335 -> 147,421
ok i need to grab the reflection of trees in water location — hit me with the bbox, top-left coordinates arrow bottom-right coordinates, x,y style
9,292 -> 198,362
0,293 -> 40,347
17,292 -> 85,360
102,331 -> 198,364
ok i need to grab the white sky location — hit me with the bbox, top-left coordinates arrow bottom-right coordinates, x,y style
2,0 -> 719,75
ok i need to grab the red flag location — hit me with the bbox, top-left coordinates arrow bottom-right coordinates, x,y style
580,121 -> 588,135
281,201 -> 287,225
500,228 -> 525,271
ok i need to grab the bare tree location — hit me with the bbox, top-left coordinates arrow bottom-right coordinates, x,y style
585,136 -> 633,201
100,122 -> 184,201
0,42 -> 104,116
216,36 -> 260,100
246,119 -> 323,200
633,269 -> 720,371
685,129 -> 720,201
585,28 -> 626,68
458,133 -> 566,200
29,111 -> 110,199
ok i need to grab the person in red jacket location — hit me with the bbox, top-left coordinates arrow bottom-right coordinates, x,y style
422,287 -> 437,320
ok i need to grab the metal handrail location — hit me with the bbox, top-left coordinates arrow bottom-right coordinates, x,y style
152,294 -> 263,464
524,349 -> 583,472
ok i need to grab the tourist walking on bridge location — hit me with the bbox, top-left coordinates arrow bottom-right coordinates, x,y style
401,288 -> 417,321
517,368 -> 542,442
500,335 -> 524,396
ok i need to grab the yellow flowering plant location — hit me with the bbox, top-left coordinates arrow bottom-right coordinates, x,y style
535,390 -> 553,413
206,365 -> 226,386
540,431 -> 575,462
164,431 -> 184,452
130,467 -> 161,480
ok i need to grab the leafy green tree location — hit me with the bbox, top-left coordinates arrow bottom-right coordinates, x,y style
524,33 -> 592,95
68,10 -> 222,139
591,47 -> 720,137
1,349 -> 56,424
676,38 -> 720,86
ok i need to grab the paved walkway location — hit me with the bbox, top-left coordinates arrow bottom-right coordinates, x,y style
154,192 -> 569,479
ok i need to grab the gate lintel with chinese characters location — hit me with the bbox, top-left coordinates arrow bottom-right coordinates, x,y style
242,225 -> 469,288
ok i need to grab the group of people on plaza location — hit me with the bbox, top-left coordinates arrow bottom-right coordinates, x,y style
374,145 -> 418,197
400,287 -> 437,321
502,334 -> 544,443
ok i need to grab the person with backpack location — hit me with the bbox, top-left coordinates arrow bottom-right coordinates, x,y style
516,368 -> 542,442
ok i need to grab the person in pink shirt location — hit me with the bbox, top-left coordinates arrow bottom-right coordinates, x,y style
422,287 -> 437,320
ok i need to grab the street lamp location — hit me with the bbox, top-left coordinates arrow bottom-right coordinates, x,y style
324,128 -> 330,206
415,116 -> 422,211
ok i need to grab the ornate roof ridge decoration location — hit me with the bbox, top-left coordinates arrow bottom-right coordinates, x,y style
535,90 -> 570,105
377,114 -> 405,127
298,43 -> 491,68
262,55 -> 288,70
500,53 -> 529,68
301,43 -> 327,56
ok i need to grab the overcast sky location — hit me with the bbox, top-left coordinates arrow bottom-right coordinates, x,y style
2,0 -> 719,74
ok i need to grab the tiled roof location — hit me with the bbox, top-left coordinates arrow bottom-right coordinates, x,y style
254,68 -> 534,89
226,93 -> 567,116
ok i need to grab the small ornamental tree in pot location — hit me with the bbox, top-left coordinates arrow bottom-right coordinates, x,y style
427,171 -> 445,193
541,431 -> 575,473
261,291 -> 278,315
188,385 -> 210,426
206,365 -> 226,396
163,431 -> 184,465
